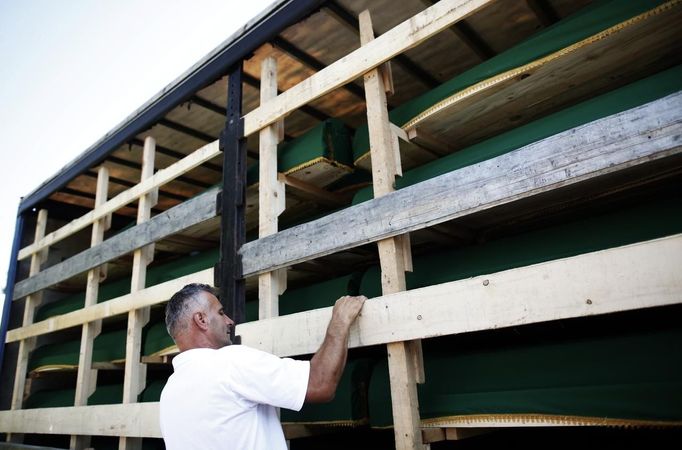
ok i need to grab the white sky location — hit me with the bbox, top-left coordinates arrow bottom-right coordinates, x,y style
0,0 -> 273,321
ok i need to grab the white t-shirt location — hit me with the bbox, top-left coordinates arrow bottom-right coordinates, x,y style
159,345 -> 310,450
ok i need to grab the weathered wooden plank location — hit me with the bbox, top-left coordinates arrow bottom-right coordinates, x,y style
258,56 -> 286,322
240,92 -> 682,276
0,403 -> 162,438
239,234 -> 682,357
12,187 -> 218,300
121,137 -> 156,450
6,269 -> 214,343
2,236 -> 679,439
360,11 -> 423,450
72,166 -> 110,450
17,140 -> 220,261
242,0 -> 492,137
10,209 -> 48,428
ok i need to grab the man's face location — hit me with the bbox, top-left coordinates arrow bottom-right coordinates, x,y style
200,291 -> 235,348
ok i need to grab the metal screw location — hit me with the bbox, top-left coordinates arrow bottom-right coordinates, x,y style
586,299 -> 592,305
417,315 -> 422,320
482,279 -> 489,286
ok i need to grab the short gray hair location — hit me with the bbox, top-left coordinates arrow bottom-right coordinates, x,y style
165,283 -> 217,339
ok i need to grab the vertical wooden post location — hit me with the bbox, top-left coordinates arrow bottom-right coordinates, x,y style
8,209 -> 49,443
71,166 -> 110,450
359,10 -> 425,450
120,137 -> 157,450
258,56 -> 286,323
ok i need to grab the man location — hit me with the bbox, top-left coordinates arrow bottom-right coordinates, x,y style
159,283 -> 366,450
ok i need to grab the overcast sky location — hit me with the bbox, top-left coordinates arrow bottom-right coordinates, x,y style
0,0 -> 273,321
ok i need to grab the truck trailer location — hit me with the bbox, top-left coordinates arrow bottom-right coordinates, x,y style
1,0 -> 681,448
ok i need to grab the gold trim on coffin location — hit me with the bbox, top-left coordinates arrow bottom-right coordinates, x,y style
352,0 -> 682,167
420,413 -> 682,428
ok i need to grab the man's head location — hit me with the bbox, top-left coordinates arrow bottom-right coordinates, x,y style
165,283 -> 235,351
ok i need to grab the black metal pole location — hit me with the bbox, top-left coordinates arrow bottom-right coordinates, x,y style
0,212 -> 25,376
216,62 -> 246,343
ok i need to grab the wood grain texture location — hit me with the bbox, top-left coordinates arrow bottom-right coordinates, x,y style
6,269 -> 213,343
240,93 -> 682,276
12,188 -> 218,301
243,0 -> 492,136
238,234 -> 682,357
17,140 -> 220,261
72,166 -> 110,449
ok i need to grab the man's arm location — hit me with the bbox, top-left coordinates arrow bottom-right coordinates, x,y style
305,295 -> 366,403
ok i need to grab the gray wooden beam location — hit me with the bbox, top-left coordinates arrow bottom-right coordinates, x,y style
13,188 -> 218,300
239,93 -> 682,276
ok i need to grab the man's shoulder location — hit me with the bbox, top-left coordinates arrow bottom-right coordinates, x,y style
218,344 -> 265,358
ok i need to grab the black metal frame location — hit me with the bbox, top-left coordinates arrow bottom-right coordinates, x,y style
216,64 -> 247,344
0,213 -> 25,376
18,0 -> 327,215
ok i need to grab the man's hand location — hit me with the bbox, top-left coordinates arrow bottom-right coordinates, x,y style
330,295 -> 366,330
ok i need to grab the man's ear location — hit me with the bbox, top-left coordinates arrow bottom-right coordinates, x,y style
193,311 -> 208,331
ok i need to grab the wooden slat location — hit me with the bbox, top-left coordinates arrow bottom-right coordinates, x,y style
239,92 -> 682,276
239,234 -> 682,357
2,235 -> 680,439
121,137 -> 157,450
6,269 -> 214,343
7,94 -> 682,345
12,188 -> 218,301
17,140 -> 220,261
258,56 -> 286,322
9,209 -> 49,443
0,403 -> 162,438
242,0 -> 493,137
359,10 -> 423,450
71,166 -> 110,450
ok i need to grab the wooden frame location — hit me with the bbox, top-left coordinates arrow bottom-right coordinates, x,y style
5,95 -> 681,344
121,137 -> 157,450
12,188 -> 217,301
8,209 -> 48,444
359,10 -> 423,449
3,1 -> 680,446
16,140 -> 219,262
258,56 -> 287,322
240,91 -> 682,276
242,0 -> 493,136
71,166 -> 110,450
2,234 -> 679,437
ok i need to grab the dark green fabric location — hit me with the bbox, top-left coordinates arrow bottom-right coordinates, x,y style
28,329 -> 127,371
35,248 -> 219,322
142,321 -> 174,357
360,195 -> 682,299
24,383 -> 123,409
282,358 -> 375,424
247,118 -> 353,185
352,0 -> 668,162
354,64 -> 682,204
140,378 -> 166,403
368,320 -> 682,426
244,273 -> 360,322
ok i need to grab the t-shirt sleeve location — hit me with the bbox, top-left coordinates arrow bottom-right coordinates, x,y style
225,345 -> 310,411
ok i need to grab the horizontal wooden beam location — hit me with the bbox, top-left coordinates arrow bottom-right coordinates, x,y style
242,0 -> 492,136
0,403 -> 161,438
6,269 -> 213,342
2,236 -> 679,438
13,189 -> 218,301
17,140 -> 220,261
240,234 -> 682,357
239,93 -> 682,276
